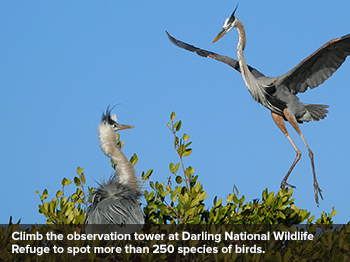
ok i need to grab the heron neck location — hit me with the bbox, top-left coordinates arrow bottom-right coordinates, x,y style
98,124 -> 140,193
236,19 -> 246,51
111,146 -> 133,181
236,19 -> 249,79
110,142 -> 141,194
235,18 -> 266,103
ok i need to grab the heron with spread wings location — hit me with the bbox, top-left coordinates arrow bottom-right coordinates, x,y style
167,6 -> 350,205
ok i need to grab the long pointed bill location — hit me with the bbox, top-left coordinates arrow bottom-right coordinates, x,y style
212,28 -> 227,43
117,124 -> 135,130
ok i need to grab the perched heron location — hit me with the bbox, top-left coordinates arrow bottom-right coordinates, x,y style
167,6 -> 350,205
85,106 -> 144,232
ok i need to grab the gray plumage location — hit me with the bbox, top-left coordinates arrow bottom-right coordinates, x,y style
167,7 -> 350,206
85,106 -> 144,229
166,31 -> 350,122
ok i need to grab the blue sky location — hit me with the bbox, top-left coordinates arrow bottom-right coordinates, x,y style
1,1 -> 349,224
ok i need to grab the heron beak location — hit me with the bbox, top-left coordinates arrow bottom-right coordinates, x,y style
212,28 -> 227,43
117,124 -> 135,130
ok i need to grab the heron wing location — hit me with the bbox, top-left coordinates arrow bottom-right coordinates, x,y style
85,178 -> 144,225
280,33 -> 350,94
166,31 -> 265,78
86,196 -> 144,225
102,198 -> 144,224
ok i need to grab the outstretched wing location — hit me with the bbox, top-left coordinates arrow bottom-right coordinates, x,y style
280,33 -> 350,94
166,31 -> 265,78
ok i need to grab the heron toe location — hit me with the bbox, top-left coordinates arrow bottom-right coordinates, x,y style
280,180 -> 296,190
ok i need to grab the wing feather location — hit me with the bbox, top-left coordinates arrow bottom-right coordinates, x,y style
280,33 -> 350,94
166,31 -> 265,78
85,178 -> 144,225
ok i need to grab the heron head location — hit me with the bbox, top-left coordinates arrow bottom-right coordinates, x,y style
102,106 -> 134,132
212,5 -> 238,43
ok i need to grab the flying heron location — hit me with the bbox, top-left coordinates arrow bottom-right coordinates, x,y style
85,106 -> 144,232
167,6 -> 350,205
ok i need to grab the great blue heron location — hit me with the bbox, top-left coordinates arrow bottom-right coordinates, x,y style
85,106 -> 144,231
167,7 -> 350,206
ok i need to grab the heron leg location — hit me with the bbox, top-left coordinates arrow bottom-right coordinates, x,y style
271,112 -> 300,190
283,108 -> 323,206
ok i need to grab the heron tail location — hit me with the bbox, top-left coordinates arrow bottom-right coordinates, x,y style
304,104 -> 329,121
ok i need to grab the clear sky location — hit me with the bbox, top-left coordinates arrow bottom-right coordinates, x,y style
1,1 -> 349,224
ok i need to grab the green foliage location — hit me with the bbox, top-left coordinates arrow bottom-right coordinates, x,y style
34,110 -> 336,227
36,168 -> 89,224
2,111 -> 350,261
144,112 -> 205,224
143,112 -> 327,225
32,111 -> 345,226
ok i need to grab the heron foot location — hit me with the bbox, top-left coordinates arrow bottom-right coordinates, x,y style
314,180 -> 323,207
280,180 -> 296,191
